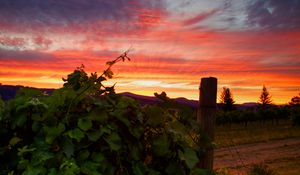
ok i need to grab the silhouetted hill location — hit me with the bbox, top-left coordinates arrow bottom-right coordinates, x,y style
120,92 -> 199,109
240,102 -> 259,109
120,92 -> 162,106
0,85 -> 54,101
0,85 -> 262,110
175,97 -> 198,109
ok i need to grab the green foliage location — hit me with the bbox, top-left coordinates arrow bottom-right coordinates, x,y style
216,106 -> 290,126
0,52 -> 211,175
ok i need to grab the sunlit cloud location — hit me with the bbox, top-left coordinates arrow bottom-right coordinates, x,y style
0,0 -> 299,104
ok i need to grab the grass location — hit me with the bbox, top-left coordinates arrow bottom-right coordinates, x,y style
214,120 -> 300,175
215,120 -> 300,147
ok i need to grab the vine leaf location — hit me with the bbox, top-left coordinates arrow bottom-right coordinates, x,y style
105,132 -> 121,151
9,136 -> 22,146
44,123 -> 65,144
62,138 -> 74,158
132,162 -> 145,175
144,105 -> 165,127
91,152 -> 105,163
77,149 -> 90,162
87,130 -> 103,142
166,161 -> 185,175
17,145 -> 36,156
78,118 -> 92,131
59,158 -> 80,174
153,134 -> 170,156
179,148 -> 199,169
66,128 -> 85,142
104,69 -> 113,79
81,161 -> 102,175
88,109 -> 108,123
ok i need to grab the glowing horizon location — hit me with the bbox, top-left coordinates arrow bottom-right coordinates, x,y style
1,0 -> 300,104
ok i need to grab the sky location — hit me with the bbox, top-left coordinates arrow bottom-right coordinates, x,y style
0,0 -> 300,104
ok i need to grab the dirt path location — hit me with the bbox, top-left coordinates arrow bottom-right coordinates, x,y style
214,137 -> 300,175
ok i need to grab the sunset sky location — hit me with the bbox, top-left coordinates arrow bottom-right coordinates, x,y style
0,0 -> 300,104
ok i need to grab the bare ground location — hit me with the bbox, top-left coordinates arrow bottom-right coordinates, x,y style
214,137 -> 300,175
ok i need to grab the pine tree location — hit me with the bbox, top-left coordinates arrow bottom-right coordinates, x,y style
259,85 -> 272,108
289,93 -> 300,106
219,87 -> 235,111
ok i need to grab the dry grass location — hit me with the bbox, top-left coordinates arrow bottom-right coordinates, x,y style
215,120 -> 300,147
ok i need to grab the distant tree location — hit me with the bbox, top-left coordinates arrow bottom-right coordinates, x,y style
219,87 -> 235,111
289,93 -> 300,106
154,91 -> 170,101
258,85 -> 272,109
289,93 -> 300,126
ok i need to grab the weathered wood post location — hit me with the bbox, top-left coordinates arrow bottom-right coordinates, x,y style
197,77 -> 217,170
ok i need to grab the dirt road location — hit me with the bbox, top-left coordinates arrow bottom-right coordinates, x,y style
214,137 -> 300,175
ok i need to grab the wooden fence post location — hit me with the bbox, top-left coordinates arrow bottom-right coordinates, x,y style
197,77 -> 217,170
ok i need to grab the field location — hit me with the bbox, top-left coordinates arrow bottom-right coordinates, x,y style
214,120 -> 300,175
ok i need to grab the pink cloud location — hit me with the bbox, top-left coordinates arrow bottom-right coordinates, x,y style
33,36 -> 52,49
0,36 -> 26,48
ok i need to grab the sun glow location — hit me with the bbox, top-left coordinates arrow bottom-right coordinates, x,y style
132,80 -> 162,87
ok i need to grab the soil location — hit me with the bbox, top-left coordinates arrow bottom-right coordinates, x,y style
214,137 -> 300,175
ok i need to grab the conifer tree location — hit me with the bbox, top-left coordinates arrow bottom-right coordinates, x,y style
259,85 -> 272,108
219,87 -> 235,111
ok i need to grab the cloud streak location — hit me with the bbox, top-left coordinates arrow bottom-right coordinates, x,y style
0,48 -> 55,60
183,9 -> 219,26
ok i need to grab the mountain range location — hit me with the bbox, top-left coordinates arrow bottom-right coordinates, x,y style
0,85 -> 259,110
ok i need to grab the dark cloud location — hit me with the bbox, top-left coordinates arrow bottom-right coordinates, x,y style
0,48 -> 55,60
247,0 -> 300,30
0,0 -> 166,33
183,9 -> 219,26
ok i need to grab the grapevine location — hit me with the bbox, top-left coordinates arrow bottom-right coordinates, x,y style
0,52 -> 212,175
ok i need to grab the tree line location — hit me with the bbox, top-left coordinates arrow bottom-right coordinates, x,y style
217,86 -> 300,126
